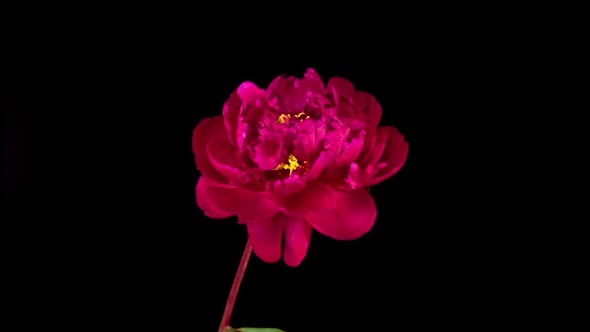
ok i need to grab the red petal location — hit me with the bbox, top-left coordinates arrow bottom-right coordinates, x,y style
282,215 -> 312,267
306,188 -> 376,240
222,90 -> 242,146
365,127 -> 409,186
207,137 -> 250,185
198,177 -> 278,223
247,214 -> 283,263
195,176 -> 234,219
273,176 -> 306,197
254,135 -> 285,170
355,92 -> 382,128
192,116 -> 229,184
362,127 -> 388,174
356,127 -> 376,165
303,68 -> 324,93
327,77 -> 356,99
276,180 -> 335,215
237,81 -> 265,106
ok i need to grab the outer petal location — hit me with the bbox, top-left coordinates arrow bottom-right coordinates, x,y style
195,176 -> 233,219
327,77 -> 356,99
237,81 -> 265,106
302,68 -> 324,93
192,116 -> 230,184
282,215 -> 312,267
197,176 -> 279,223
222,90 -> 242,147
364,127 -> 409,186
275,180 -> 335,215
355,92 -> 382,128
306,188 -> 376,240
207,137 -> 250,185
247,214 -> 283,263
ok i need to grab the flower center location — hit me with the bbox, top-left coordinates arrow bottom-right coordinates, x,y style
273,153 -> 309,176
276,112 -> 310,124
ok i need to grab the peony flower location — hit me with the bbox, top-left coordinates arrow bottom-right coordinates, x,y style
193,68 -> 408,267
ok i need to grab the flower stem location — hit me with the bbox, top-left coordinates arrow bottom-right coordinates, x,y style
218,240 -> 252,332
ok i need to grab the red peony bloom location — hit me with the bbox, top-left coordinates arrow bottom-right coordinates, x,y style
193,68 -> 408,266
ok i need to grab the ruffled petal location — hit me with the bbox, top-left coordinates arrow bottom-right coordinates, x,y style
273,175 -> 306,197
247,214 -> 283,263
306,188 -> 376,240
222,90 -> 242,147
238,81 -> 265,107
365,127 -> 409,186
254,135 -> 285,170
327,77 -> 356,99
276,180 -> 335,215
207,137 -> 250,185
195,176 -> 234,219
302,68 -> 324,93
282,214 -> 312,267
192,116 -> 229,184
355,92 -> 382,128
356,127 -> 376,166
197,177 -> 278,223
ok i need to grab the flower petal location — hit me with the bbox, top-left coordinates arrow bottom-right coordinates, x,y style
195,176 -> 234,219
192,116 -> 229,184
327,77 -> 356,99
356,127 -> 376,166
247,215 -> 283,263
207,137 -> 251,186
273,175 -> 306,197
222,90 -> 242,147
238,81 -> 265,107
282,215 -> 312,267
302,68 -> 324,93
197,177 -> 278,223
254,135 -> 285,170
355,92 -> 382,128
365,127 -> 408,186
275,180 -> 335,215
306,188 -> 376,240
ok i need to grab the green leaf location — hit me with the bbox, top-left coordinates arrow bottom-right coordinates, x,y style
228,328 -> 286,332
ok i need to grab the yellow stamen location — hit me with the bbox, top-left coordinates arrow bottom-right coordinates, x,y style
276,114 -> 291,124
273,154 -> 302,176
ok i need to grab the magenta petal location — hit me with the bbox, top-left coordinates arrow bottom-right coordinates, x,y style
195,176 -> 234,219
247,215 -> 283,263
306,188 -> 376,240
327,77 -> 356,99
273,176 -> 306,197
362,127 -> 388,174
254,136 -> 285,170
207,137 -> 250,185
365,127 -> 409,186
332,130 -> 365,168
303,68 -> 324,93
355,92 -> 382,128
192,116 -> 229,184
198,178 -> 278,223
356,127 -> 376,165
282,215 -> 312,267
237,81 -> 265,106
277,180 -> 335,215
222,90 -> 242,147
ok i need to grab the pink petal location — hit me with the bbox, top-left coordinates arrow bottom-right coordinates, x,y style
365,127 -> 409,186
302,68 -> 324,93
362,127 -> 388,174
273,176 -> 306,197
254,135 -> 285,170
327,77 -> 356,99
207,137 -> 250,185
356,127 -> 376,165
247,214 -> 283,263
266,74 -> 285,98
192,116 -> 229,184
195,176 -> 234,219
282,214 -> 312,267
237,81 -> 265,106
306,188 -> 376,240
222,90 -> 242,147
355,92 -> 382,128
197,177 -> 278,223
332,130 -> 365,168
275,180 -> 335,215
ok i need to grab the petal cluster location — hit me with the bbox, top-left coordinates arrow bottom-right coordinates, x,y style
193,68 -> 408,266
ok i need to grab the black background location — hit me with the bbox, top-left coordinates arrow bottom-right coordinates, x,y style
2,33 -> 525,330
